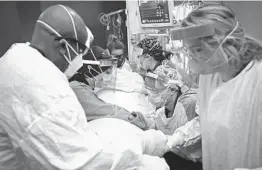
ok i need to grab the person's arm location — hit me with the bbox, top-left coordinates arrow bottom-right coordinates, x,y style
71,81 -> 150,130
161,90 -> 201,162
170,100 -> 201,162
173,116 -> 201,148
1,69 -> 143,170
70,84 -> 179,159
155,104 -> 200,151
171,88 -> 200,147
144,90 -> 201,159
134,128 -> 184,158
70,81 -> 130,120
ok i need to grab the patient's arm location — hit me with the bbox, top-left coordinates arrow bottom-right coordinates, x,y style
70,81 -> 150,130
70,81 -> 129,119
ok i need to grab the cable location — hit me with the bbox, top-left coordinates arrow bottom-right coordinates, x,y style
111,13 -> 124,40
99,12 -> 111,30
99,10 -> 125,41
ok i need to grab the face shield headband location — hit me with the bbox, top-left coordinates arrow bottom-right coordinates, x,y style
172,21 -> 239,67
37,19 -> 86,59
206,22 -> 239,69
186,22 -> 239,68
144,72 -> 181,92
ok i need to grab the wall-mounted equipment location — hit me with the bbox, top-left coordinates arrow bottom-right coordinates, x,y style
138,0 -> 173,28
99,9 -> 126,40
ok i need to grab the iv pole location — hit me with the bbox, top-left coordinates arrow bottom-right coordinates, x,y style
104,9 -> 126,17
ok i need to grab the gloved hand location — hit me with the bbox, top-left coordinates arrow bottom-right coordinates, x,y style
128,112 -> 154,130
166,131 -> 186,152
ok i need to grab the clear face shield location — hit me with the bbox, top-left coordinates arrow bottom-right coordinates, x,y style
145,71 -> 181,108
82,48 -> 119,113
172,23 -> 217,64
93,60 -> 119,114
94,64 -> 118,90
82,48 -> 118,91
171,22 -> 239,75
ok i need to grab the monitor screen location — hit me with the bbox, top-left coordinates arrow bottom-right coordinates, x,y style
138,0 -> 173,27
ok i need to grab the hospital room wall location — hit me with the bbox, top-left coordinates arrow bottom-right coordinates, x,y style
0,2 -> 22,57
0,1 -> 127,57
225,1 -> 262,41
40,1 -> 108,48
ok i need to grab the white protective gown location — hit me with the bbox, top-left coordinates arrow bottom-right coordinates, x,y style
121,59 -> 133,72
202,60 -> 262,170
166,72 -> 222,163
154,88 -> 201,162
0,43 -> 169,170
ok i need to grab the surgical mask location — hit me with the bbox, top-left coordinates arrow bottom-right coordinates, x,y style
60,39 -> 84,79
148,87 -> 173,108
147,90 -> 164,107
63,54 -> 83,79
206,22 -> 239,69
145,72 -> 169,92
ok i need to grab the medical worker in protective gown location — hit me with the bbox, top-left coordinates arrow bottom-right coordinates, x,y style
143,64 -> 201,162
171,2 -> 262,170
135,37 -> 202,162
0,4 -> 185,170
137,37 -> 198,88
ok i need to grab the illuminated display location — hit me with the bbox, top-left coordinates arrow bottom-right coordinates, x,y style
138,0 -> 171,24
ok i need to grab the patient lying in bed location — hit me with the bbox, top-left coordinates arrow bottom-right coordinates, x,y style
95,67 -> 156,123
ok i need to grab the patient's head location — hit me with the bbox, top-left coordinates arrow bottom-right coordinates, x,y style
107,34 -> 126,68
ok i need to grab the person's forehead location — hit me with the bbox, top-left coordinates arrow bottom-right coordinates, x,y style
111,49 -> 123,55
